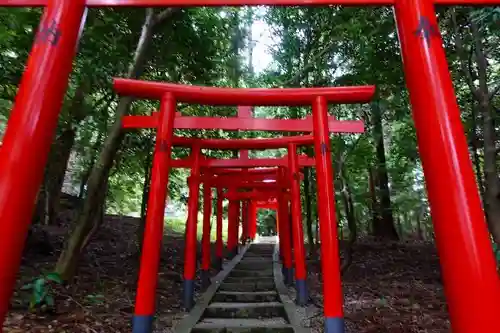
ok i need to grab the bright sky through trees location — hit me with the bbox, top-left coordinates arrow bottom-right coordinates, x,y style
250,7 -> 273,74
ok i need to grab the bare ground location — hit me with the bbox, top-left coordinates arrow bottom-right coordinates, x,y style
3,200 -> 216,333
3,200 -> 449,332
291,240 -> 449,333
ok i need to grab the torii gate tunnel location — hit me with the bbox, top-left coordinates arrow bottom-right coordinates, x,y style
0,0 -> 499,332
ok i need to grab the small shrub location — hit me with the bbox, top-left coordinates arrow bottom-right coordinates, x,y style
21,272 -> 62,311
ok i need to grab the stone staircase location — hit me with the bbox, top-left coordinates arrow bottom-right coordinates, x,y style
190,243 -> 294,333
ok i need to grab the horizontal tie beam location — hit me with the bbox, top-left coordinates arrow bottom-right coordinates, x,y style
122,114 -> 364,134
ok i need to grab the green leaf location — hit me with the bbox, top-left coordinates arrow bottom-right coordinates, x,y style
21,283 -> 33,290
46,272 -> 63,284
33,278 -> 46,304
45,295 -> 55,307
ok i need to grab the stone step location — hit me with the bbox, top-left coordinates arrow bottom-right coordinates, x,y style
219,281 -> 276,292
245,251 -> 274,255
236,261 -> 274,270
212,291 -> 280,303
224,276 -> 275,284
191,318 -> 293,333
229,269 -> 274,278
204,302 -> 285,319
238,259 -> 273,264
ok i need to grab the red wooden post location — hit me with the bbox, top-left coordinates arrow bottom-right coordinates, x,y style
241,200 -> 249,244
201,182 -> 213,288
234,200 -> 241,254
215,187 -> 224,270
134,93 -> 176,333
394,0 -> 500,330
249,200 -> 257,240
278,168 -> 293,286
227,188 -> 239,258
183,145 -> 201,310
288,143 -> 308,305
312,96 -> 344,333
0,0 -> 85,322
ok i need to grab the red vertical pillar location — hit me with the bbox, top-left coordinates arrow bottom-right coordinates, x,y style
278,168 -> 293,286
0,0 -> 85,323
234,200 -> 241,254
249,200 -> 257,240
201,182 -> 213,288
133,93 -> 177,333
312,96 -> 344,333
288,143 -> 308,305
227,188 -> 238,258
241,200 -> 249,244
215,187 -> 224,270
183,145 -> 201,310
394,1 -> 500,331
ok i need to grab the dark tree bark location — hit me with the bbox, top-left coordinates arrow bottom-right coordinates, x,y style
451,10 -> 500,245
416,210 -> 423,240
370,101 -> 399,240
303,167 -> 315,255
55,8 -> 182,280
138,149 -> 153,249
33,83 -> 88,225
396,215 -> 403,239
339,167 -> 357,274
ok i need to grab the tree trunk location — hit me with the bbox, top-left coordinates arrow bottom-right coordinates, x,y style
303,167 -> 315,255
54,8 -> 181,281
339,167 -> 356,274
451,10 -> 500,244
368,167 -> 379,234
138,150 -> 153,249
470,21 -> 500,245
416,210 -> 423,240
469,103 -> 485,201
33,83 -> 88,225
371,101 -> 399,240
396,215 -> 403,239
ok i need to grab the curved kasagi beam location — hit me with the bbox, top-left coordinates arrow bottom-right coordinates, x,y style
3,0 -> 500,8
208,168 -> 279,175
211,180 -> 282,190
203,171 -> 303,183
113,79 -> 376,106
202,173 -> 279,183
0,0 -> 394,7
170,155 -> 314,168
171,135 -> 314,150
224,190 -> 279,201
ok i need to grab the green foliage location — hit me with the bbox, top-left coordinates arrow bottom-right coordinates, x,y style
492,242 -> 500,266
2,4 -> 499,243
21,272 -> 62,311
85,294 -> 105,305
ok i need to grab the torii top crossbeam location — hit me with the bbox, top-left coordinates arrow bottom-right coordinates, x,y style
171,135 -> 315,150
1,0 -> 497,6
114,79 -> 375,106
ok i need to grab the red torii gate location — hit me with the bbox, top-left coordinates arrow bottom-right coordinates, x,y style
121,98 -> 363,312
201,168 -> 288,266
164,136 -> 314,306
114,80 -> 371,327
0,0 -> 499,332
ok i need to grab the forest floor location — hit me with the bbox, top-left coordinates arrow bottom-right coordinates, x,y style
3,199 -> 449,332
293,240 -> 449,333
